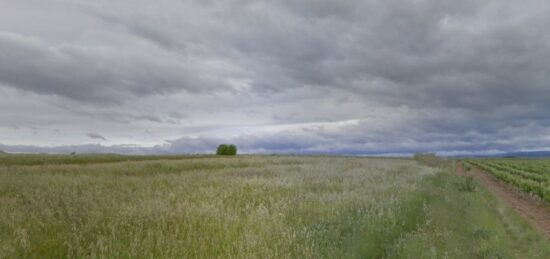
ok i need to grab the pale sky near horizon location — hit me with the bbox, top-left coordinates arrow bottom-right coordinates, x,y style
1,0 -> 550,155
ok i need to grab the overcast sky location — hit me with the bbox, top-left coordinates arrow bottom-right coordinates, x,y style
1,0 -> 550,155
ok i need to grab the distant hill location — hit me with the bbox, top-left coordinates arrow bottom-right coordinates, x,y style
451,150 -> 550,158
501,151 -> 550,158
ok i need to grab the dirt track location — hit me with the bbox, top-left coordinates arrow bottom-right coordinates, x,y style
456,162 -> 550,240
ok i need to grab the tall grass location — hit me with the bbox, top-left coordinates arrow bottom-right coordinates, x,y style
0,155 -> 548,258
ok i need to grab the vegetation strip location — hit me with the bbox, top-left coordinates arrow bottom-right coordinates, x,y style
464,159 -> 550,202
0,153 -> 218,166
457,162 -> 550,240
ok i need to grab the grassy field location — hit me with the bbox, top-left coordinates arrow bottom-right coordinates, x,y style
0,153 -> 209,166
465,159 -> 550,203
1,154 -> 549,258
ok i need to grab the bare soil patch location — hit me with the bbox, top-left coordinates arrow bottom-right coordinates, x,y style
456,162 -> 550,240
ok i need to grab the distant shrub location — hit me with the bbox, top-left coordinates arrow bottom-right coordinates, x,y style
216,144 -> 237,156
413,153 -> 446,167
458,176 -> 476,192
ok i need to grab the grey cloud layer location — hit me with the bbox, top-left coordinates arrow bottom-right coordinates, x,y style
1,0 -> 550,155
0,32 -> 241,104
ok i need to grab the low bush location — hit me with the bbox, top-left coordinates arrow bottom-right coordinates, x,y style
458,176 -> 476,192
413,153 -> 446,167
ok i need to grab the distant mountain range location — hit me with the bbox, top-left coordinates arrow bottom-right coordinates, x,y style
455,151 -> 550,158
500,151 -> 550,158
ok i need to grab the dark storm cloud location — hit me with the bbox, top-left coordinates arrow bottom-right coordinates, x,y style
1,0 -> 550,155
87,0 -> 550,111
86,133 -> 106,141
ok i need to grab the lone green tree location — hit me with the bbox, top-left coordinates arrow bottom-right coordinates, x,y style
216,144 -> 237,155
